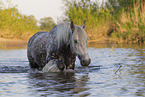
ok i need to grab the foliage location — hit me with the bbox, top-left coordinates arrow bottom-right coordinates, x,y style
1,0 -> 145,43
63,0 -> 145,43
39,17 -> 56,31
0,0 -> 39,39
112,0 -> 145,43
63,0 -> 114,40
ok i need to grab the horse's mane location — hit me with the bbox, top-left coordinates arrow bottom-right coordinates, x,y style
56,22 -> 72,47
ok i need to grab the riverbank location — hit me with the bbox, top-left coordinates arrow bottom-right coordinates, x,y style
0,38 -> 28,46
0,37 -> 109,46
0,37 -> 144,48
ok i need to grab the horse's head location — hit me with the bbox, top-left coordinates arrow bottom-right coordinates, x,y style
70,21 -> 91,67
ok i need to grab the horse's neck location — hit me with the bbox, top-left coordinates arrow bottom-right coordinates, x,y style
58,44 -> 76,69
58,44 -> 71,55
50,25 -> 74,57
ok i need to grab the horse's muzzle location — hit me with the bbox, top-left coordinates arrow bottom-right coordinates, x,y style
81,58 -> 91,67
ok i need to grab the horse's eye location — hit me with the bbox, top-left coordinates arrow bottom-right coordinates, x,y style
74,40 -> 78,43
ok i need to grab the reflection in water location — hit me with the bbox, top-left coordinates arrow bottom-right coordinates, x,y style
116,46 -> 145,97
28,72 -> 90,97
0,45 -> 27,50
134,65 -> 145,97
128,50 -> 145,97
0,43 -> 145,97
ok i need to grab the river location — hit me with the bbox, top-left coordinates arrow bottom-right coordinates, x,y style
0,43 -> 145,97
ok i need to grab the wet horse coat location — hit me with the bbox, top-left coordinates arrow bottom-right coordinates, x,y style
27,22 -> 90,71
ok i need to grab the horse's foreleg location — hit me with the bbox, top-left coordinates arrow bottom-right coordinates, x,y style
46,53 -> 65,71
56,59 -> 65,71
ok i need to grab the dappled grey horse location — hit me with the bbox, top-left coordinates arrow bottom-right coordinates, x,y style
27,21 -> 91,71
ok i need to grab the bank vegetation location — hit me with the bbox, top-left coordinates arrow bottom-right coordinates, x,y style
0,0 -> 145,44
63,0 -> 145,43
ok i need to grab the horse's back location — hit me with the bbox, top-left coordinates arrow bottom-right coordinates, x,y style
28,31 -> 47,47
28,25 -> 57,46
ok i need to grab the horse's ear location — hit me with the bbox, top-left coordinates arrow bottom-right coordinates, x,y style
70,21 -> 75,32
81,20 -> 86,29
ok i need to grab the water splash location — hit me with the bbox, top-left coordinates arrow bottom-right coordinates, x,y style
0,66 -> 30,73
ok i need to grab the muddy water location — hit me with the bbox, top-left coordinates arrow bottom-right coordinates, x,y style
0,43 -> 145,97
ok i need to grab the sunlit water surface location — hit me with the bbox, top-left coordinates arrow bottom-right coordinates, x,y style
0,43 -> 145,97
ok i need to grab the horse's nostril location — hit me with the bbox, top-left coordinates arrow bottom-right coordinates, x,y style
81,58 -> 91,67
82,60 -> 85,63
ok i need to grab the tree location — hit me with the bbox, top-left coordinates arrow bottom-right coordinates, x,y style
106,0 -> 145,16
62,0 -> 145,43
0,0 -> 39,39
39,17 -> 56,31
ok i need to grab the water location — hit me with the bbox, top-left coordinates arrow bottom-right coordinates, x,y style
0,44 -> 145,97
